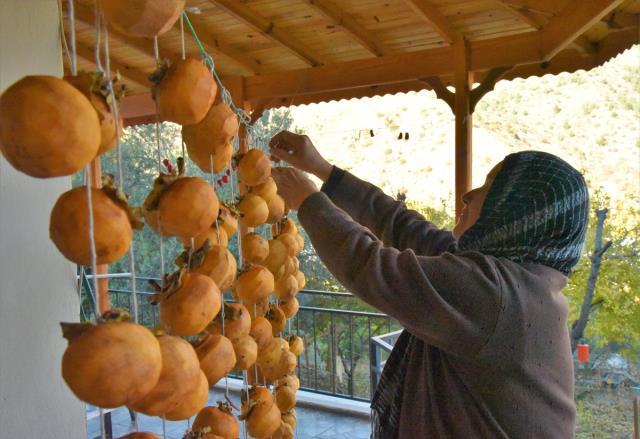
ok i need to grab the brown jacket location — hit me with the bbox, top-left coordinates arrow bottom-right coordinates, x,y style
297,170 -> 576,438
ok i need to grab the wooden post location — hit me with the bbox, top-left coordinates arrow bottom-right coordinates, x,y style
453,38 -> 473,219
89,158 -> 110,313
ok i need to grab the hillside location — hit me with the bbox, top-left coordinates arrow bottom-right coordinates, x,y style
286,46 -> 640,218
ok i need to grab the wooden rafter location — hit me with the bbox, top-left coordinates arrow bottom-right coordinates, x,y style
208,0 -> 323,67
541,0 -> 625,60
303,0 -> 386,56
182,14 -> 260,74
75,43 -> 149,88
490,0 -> 543,30
402,0 -> 460,44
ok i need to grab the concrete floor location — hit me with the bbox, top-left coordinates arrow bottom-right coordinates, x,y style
87,388 -> 371,439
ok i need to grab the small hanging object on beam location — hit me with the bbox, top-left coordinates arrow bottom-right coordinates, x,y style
404,132 -> 409,140
397,132 -> 403,140
370,129 -> 375,137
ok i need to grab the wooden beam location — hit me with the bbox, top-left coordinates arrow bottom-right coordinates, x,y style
490,0 -> 543,30
244,46 -> 453,100
453,38 -> 473,219
121,93 -> 156,127
75,43 -> 150,88
303,0 -> 386,56
208,0 -> 323,66
253,81 -> 429,109
402,0 -> 460,44
541,0 -> 624,60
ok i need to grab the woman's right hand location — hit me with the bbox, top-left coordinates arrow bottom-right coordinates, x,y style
269,131 -> 333,182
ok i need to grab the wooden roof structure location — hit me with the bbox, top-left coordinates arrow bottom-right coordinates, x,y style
64,0 -> 640,214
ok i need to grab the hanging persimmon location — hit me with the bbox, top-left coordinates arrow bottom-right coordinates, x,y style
237,149 -> 271,187
206,302 -> 251,343
232,335 -> 258,370
151,269 -> 221,337
127,335 -> 200,416
251,176 -> 277,201
237,194 -> 269,228
66,71 -> 124,157
250,316 -> 274,350
287,335 -> 304,356
164,370 -> 209,421
275,386 -> 296,412
99,0 -> 185,38
242,232 -> 270,264
195,334 -> 236,387
0,75 -> 100,178
192,403 -> 240,439
153,58 -> 217,125
50,177 -> 142,266
143,158 -> 219,239
61,310 -> 162,408
279,298 -> 299,319
234,265 -> 274,305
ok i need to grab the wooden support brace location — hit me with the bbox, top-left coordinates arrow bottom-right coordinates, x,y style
469,66 -> 513,113
422,76 -> 454,112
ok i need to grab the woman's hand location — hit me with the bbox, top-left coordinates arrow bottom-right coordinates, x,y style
269,131 -> 333,182
271,167 -> 319,211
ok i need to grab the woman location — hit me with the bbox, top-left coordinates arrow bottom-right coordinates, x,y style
269,131 -> 589,438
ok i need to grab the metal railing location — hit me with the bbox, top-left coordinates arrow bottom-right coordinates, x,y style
78,272 -> 401,402
370,330 -> 403,392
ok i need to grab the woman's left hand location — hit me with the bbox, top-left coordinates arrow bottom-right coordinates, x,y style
271,167 -> 319,211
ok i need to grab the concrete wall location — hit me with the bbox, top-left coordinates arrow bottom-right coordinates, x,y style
0,1 -> 86,438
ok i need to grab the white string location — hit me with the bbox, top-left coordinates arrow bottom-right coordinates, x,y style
180,14 -> 186,60
66,1 -> 104,437
162,416 -> 167,439
208,154 -> 230,400
153,36 -> 166,279
93,3 -> 103,72
242,371 -> 249,439
67,0 -> 77,76
153,35 -> 160,61
56,0 -> 72,68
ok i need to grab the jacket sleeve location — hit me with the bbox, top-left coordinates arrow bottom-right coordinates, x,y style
321,167 -> 455,257
298,192 -> 503,357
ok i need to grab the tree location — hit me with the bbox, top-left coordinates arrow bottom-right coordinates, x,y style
564,192 -> 640,360
570,208 -> 612,351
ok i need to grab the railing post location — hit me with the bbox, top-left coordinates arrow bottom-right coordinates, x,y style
369,338 -> 379,400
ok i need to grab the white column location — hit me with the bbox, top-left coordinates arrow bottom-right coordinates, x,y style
0,1 -> 86,438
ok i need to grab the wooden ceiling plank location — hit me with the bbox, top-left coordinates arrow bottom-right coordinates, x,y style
243,0 -> 637,103
75,43 -> 150,88
401,0 -> 461,44
183,13 -> 260,74
208,0 -> 323,66
489,0 -> 543,29
303,0 -> 386,56
542,0 -> 625,60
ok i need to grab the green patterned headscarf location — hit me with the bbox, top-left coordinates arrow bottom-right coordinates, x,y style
457,150 -> 589,275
